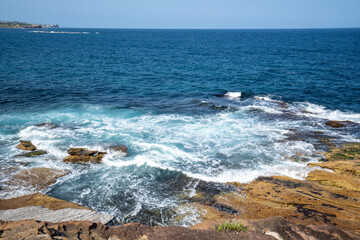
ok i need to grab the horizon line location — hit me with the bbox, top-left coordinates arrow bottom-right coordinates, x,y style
58,26 -> 360,30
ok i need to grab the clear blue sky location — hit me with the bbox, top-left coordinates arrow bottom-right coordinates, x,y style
1,0 -> 359,29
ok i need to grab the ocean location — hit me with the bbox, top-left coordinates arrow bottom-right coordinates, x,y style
0,28 -> 359,226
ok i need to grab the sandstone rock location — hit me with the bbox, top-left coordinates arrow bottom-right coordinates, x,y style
1,217 -> 355,240
35,123 -> 58,129
0,206 -> 114,224
0,193 -> 91,211
0,219 -> 275,240
325,120 -> 351,128
186,143 -> 360,236
16,140 -> 37,151
307,170 -> 360,192
324,142 -> 360,162
110,145 -> 128,154
11,167 -> 68,191
192,216 -> 358,240
308,161 -> 360,178
63,148 -> 106,163
15,150 -> 47,158
193,175 -> 360,234
300,110 -> 314,114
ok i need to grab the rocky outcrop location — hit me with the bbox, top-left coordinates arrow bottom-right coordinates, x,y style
15,150 -> 47,158
110,145 -> 128,154
63,148 -> 106,163
11,167 -> 68,191
325,120 -> 353,128
0,219 -> 275,240
35,123 -> 58,129
306,169 -> 360,191
16,140 -> 37,151
186,143 -> 360,236
0,193 -> 90,211
0,206 -> 114,225
1,217 -> 357,240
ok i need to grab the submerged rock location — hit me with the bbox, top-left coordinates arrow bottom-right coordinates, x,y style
63,147 -> 106,163
11,167 -> 69,191
16,140 -> 37,151
15,150 -> 47,158
325,120 -> 353,128
35,122 -> 58,128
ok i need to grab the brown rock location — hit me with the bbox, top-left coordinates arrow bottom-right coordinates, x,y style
16,140 -> 37,151
15,150 -> 47,158
35,123 -> 58,129
300,110 -> 314,114
192,175 -> 360,234
110,145 -> 128,154
63,148 -> 106,163
325,120 -> 350,128
0,219 -> 275,240
1,217 -> 357,240
0,193 -> 91,211
308,161 -> 360,178
306,170 -> 360,191
11,167 -> 69,191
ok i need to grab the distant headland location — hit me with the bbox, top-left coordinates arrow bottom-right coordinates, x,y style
0,20 -> 59,29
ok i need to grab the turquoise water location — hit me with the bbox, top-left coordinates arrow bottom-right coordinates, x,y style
0,28 -> 359,226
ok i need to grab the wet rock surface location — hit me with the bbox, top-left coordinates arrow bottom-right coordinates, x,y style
325,120 -> 353,128
63,148 -> 106,163
11,167 -> 69,191
35,122 -> 59,129
15,150 -> 47,158
16,140 -> 37,151
110,145 -> 128,154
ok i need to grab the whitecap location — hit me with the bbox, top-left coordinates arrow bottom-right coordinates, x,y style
224,91 -> 242,99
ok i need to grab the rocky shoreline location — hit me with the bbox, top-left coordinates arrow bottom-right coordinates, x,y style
0,122 -> 359,239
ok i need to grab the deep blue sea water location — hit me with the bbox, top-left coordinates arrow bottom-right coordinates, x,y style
0,28 -> 360,226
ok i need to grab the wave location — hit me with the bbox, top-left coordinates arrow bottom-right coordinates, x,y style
31,31 -> 90,34
295,102 -> 360,123
224,92 -> 242,99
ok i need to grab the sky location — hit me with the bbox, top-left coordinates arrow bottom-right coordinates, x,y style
1,0 -> 360,29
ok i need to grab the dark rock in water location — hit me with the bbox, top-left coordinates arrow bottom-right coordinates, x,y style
276,101 -> 289,109
64,148 -> 106,163
110,145 -> 128,154
325,121 -> 348,128
67,148 -> 97,156
35,123 -> 58,129
16,140 -> 37,151
300,110 -> 315,114
15,150 -> 47,158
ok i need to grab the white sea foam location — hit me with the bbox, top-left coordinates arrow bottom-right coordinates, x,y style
296,102 -> 360,123
1,102 -> 356,206
254,95 -> 278,102
31,31 -> 90,34
224,92 -> 242,99
243,105 -> 283,114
